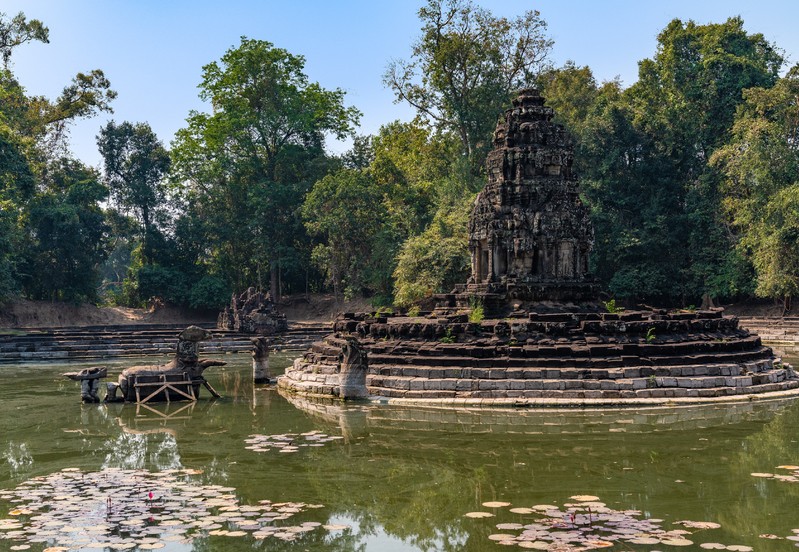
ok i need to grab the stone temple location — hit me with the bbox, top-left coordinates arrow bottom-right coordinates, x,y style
463,87 -> 597,306
279,89 -> 798,406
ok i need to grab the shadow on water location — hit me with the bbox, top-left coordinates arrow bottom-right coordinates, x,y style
2,354 -> 799,550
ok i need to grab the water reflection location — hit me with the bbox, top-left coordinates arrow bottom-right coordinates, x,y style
3,357 -> 799,551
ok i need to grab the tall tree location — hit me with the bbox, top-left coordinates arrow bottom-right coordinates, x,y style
97,121 -> 170,258
385,0 -> 552,172
712,65 -> 799,311
20,159 -> 109,302
171,37 -> 360,300
0,11 -> 114,302
0,11 -> 48,67
574,18 -> 783,304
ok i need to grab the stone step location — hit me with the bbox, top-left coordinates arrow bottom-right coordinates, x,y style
366,368 -> 789,392
0,323 -> 329,363
369,359 -> 774,380
365,378 -> 799,400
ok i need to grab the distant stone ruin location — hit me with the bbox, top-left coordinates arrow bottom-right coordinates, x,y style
218,287 -> 288,335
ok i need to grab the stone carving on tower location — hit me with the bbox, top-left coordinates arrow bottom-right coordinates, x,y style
465,88 -> 597,303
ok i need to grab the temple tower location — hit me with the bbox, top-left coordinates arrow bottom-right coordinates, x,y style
466,88 -> 597,303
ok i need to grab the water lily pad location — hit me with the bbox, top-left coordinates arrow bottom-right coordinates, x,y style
569,495 -> 600,502
750,472 -> 773,478
488,533 -> 517,541
509,508 -> 535,514
518,542 -> 550,550
660,538 -> 694,546
675,520 -> 721,530
726,546 -> 753,552
464,512 -> 494,518
482,501 -> 511,508
496,523 -> 524,530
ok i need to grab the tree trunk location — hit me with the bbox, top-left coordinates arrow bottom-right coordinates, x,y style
270,260 -> 280,303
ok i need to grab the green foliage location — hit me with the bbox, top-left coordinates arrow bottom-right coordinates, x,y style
439,327 -> 456,344
20,159 -> 110,302
468,298 -> 484,323
97,121 -> 169,244
171,37 -> 359,299
393,196 -> 472,306
0,11 -> 49,67
713,65 -> 799,304
303,168 -> 392,300
602,299 -> 624,314
407,305 -> 421,317
189,275 -> 230,310
572,17 -> 784,304
385,0 -> 552,172
645,327 -> 656,343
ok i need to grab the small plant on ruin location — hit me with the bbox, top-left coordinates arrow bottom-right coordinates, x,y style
407,305 -> 421,317
603,299 -> 624,314
647,374 -> 657,388
646,327 -> 656,343
375,306 -> 394,316
469,298 -> 485,323
440,327 -> 456,343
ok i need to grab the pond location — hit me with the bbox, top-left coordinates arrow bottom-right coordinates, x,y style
2,352 -> 799,551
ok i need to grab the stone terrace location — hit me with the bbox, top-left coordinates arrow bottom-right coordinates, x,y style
0,322 -> 328,363
279,310 -> 798,406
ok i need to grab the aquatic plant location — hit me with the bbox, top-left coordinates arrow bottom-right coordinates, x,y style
462,494 -> 756,550
244,431 -> 343,453
0,467 -> 348,550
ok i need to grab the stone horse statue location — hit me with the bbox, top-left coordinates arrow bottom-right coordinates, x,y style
107,326 -> 226,402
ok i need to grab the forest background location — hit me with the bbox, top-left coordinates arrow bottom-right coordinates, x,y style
2,0 -> 799,313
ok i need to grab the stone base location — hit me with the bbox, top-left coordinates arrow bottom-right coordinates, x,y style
278,308 -> 798,406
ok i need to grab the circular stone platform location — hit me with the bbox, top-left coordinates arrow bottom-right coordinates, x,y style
277,308 -> 799,407
280,89 -> 799,407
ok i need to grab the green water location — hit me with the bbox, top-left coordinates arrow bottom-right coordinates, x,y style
3,353 -> 799,551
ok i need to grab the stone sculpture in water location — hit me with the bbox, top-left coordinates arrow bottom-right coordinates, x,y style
107,325 -> 225,402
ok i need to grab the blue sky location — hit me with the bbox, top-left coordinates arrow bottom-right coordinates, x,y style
4,0 -> 799,168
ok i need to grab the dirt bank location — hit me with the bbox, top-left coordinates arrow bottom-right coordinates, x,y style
0,294 -> 374,329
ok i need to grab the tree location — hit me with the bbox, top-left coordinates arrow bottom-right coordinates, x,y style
0,11 -> 48,67
712,65 -> 799,310
20,158 -> 110,302
0,11 -> 115,302
97,121 -> 170,258
393,197 -> 472,306
570,18 -> 783,304
171,37 -> 360,300
303,168 -> 390,301
385,0 -> 552,172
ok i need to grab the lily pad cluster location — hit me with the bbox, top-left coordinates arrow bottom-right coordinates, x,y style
751,464 -> 799,482
464,495 -> 753,551
0,467 -> 348,550
244,431 -> 343,453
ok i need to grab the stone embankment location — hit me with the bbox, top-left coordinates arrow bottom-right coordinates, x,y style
0,322 -> 329,363
739,317 -> 799,358
280,310 -> 799,406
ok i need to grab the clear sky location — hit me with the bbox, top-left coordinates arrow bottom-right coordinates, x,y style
4,0 -> 799,168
